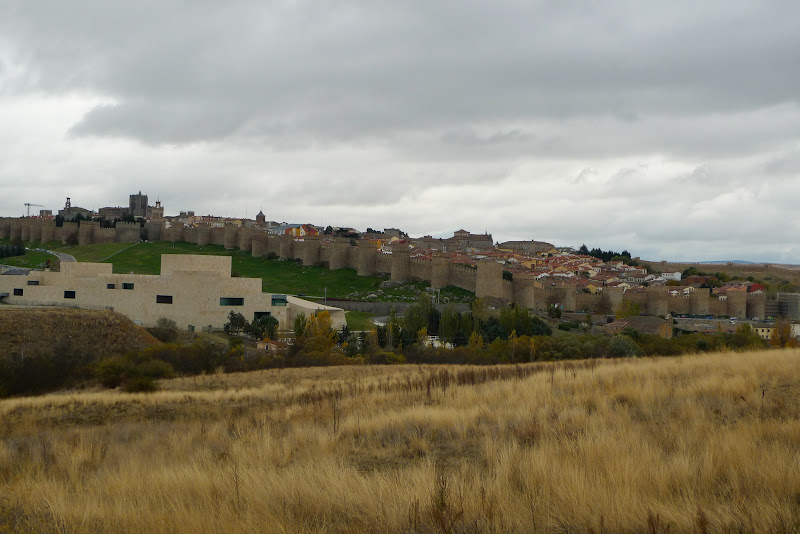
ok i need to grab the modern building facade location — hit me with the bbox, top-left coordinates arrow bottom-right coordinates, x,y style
0,254 -> 345,331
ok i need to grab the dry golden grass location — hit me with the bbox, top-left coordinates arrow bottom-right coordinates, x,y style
2,350 -> 800,533
0,308 -> 158,357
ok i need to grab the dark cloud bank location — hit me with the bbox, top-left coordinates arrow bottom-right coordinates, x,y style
0,1 -> 799,261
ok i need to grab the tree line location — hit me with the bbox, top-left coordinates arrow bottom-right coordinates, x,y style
0,297 -> 780,399
219,294 -> 770,370
577,244 -> 635,264
0,243 -> 25,259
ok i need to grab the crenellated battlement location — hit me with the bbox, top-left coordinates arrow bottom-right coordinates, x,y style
2,215 -> 786,320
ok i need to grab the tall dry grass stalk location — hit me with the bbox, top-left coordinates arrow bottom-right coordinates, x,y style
2,350 -> 800,533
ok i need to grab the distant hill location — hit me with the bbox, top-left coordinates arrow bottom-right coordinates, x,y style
695,260 -> 760,265
640,259 -> 800,289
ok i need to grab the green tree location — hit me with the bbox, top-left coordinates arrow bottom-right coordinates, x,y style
608,335 -> 641,357
499,306 -> 516,335
302,311 -> 338,354
224,311 -> 247,334
246,314 -> 279,340
403,295 -> 433,340
439,307 -> 460,344
293,313 -> 307,337
224,337 -> 245,372
386,308 -> 402,349
468,331 -> 484,350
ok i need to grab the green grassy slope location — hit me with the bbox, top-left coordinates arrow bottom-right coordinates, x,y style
0,239 -> 57,269
344,311 -> 375,330
53,242 -> 135,262
0,250 -> 54,269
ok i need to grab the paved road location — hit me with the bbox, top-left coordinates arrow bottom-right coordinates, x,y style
38,249 -> 76,262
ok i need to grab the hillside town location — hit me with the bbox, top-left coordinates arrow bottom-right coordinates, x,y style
5,192 -> 800,343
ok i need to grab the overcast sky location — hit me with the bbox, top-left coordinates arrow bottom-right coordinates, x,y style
1,1 -> 798,262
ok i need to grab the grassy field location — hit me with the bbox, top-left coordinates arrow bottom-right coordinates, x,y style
0,249 -> 54,269
344,310 -> 375,331
37,240 -> 473,302
0,239 -> 56,269
52,241 -> 135,262
2,349 -> 799,532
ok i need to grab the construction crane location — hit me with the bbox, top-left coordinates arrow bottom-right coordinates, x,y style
24,203 -> 44,217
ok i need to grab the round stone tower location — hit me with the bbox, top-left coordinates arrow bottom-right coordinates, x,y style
302,236 -> 321,266
357,246 -> 377,276
390,246 -> 411,282
223,226 -> 239,249
475,260 -> 503,299
431,253 -> 451,289
329,239 -> 350,271
279,235 -> 294,260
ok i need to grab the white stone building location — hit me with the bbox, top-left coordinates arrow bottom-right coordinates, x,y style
0,254 -> 345,331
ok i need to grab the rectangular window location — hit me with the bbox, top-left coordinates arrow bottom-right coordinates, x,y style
107,283 -> 115,289
64,290 -> 76,299
220,297 -> 245,306
156,295 -> 173,304
122,283 -> 134,290
254,311 -> 272,319
271,295 -> 288,306
26,280 -> 39,286
13,288 -> 23,296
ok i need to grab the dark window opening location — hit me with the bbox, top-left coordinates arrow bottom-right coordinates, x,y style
122,282 -> 134,290
254,311 -> 272,319
156,295 -> 173,304
271,295 -> 288,306
107,283 -> 115,289
26,280 -> 39,286
220,297 -> 245,306
64,290 -> 76,299
13,288 -> 23,296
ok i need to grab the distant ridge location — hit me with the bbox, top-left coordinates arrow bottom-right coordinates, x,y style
695,260 -> 759,265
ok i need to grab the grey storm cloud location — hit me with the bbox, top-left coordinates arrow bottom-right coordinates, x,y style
3,0 -> 800,149
1,1 -> 800,262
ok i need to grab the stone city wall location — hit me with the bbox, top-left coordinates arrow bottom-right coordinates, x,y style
144,221 -> 162,242
183,226 -> 198,244
375,251 -> 392,274
95,227 -> 116,244
409,257 -> 432,281
448,263 -> 478,293
115,222 -> 142,243
3,217 -> 777,320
